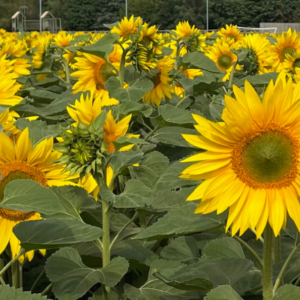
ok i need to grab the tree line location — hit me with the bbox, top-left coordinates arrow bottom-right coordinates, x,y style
1,0 -> 300,31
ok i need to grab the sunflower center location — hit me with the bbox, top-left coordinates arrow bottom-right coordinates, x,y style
282,46 -> 296,61
96,62 -> 115,90
293,58 -> 300,70
232,127 -> 299,189
217,54 -> 232,70
0,168 -> 46,221
227,34 -> 237,41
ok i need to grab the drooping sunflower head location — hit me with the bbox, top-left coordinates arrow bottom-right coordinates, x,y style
217,24 -> 243,45
242,33 -> 273,75
71,53 -> 118,106
111,15 -> 143,38
143,57 -> 174,106
173,21 -> 200,39
181,74 -> 300,238
272,29 -> 300,70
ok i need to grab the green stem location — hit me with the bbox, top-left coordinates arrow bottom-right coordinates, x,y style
31,269 -> 45,292
18,263 -> 23,288
274,236 -> 281,264
228,60 -> 238,93
0,249 -> 25,278
144,126 -> 159,142
176,94 -> 193,107
119,47 -> 127,86
232,235 -> 263,270
273,242 -> 300,294
41,283 -> 52,296
110,212 -> 138,251
11,261 -> 19,288
102,199 -> 111,300
262,224 -> 274,300
63,58 -> 70,84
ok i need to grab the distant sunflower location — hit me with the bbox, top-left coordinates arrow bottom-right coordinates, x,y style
206,38 -> 239,81
272,29 -> 300,71
173,21 -> 200,38
111,15 -> 143,38
143,57 -> 174,106
53,31 -> 73,47
175,68 -> 203,97
0,128 -> 75,261
71,53 -> 119,106
217,25 -> 243,45
181,75 -> 300,238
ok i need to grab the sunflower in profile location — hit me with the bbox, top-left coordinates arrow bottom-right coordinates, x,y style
181,75 -> 300,238
282,53 -> 300,75
217,25 -> 243,45
32,34 -> 51,69
173,21 -> 200,38
0,128 -> 75,261
0,55 -> 22,106
143,57 -> 174,106
53,31 -> 73,47
175,68 -> 203,97
111,15 -> 143,38
271,29 -> 300,71
242,34 -> 273,75
71,53 -> 119,106
206,38 -> 239,81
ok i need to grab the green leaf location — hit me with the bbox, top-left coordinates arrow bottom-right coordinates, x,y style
203,237 -> 245,259
129,151 -> 169,189
14,219 -> 103,250
0,285 -> 49,299
89,111 -> 107,133
158,105 -> 195,125
77,33 -> 119,59
204,285 -> 243,300
152,127 -> 197,147
113,136 -> 149,152
116,101 -> 153,117
134,204 -> 224,240
235,73 -> 278,87
29,90 -> 57,104
89,288 -> 125,300
101,179 -> 153,208
46,247 -> 129,300
273,285 -> 300,300
105,76 -> 154,102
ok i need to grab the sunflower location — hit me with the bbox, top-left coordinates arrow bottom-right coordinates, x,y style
53,31 -> 73,47
143,57 -> 174,106
282,53 -> 300,74
181,75 -> 300,238
206,38 -> 239,81
0,110 -> 23,135
71,53 -> 119,106
111,15 -> 143,38
11,58 -> 31,77
271,29 -> 300,71
0,128 -> 75,261
175,68 -> 203,97
0,55 -> 22,106
32,35 -> 51,69
217,25 -> 243,45
173,21 -> 200,38
242,34 -> 273,75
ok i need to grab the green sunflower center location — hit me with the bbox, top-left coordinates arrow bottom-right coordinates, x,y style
293,58 -> 300,70
96,62 -> 115,90
217,54 -> 232,70
0,171 -> 36,221
282,46 -> 296,61
242,131 -> 295,184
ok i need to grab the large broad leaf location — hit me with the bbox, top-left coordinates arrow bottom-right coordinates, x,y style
154,258 -> 253,289
129,151 -> 169,189
152,127 -> 197,147
14,219 -> 103,250
105,76 -> 154,102
0,285 -> 48,299
235,73 -> 278,87
273,285 -> 300,300
89,288 -> 125,300
1,180 -> 87,220
134,204 -> 224,240
204,285 -> 243,300
203,237 -> 245,259
77,33 -> 119,59
158,105 -> 195,125
46,247 -> 129,300
116,101 -> 153,117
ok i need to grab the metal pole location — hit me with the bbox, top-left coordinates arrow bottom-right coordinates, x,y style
206,0 -> 209,31
125,0 -> 128,18
39,0 -> 42,32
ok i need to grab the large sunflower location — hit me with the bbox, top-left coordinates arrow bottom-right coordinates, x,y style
181,75 -> 300,238
143,57 -> 174,106
0,128 -> 75,261
71,53 -> 119,106
272,29 -> 300,71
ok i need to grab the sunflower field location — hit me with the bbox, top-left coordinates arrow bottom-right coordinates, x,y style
1,16 -> 300,300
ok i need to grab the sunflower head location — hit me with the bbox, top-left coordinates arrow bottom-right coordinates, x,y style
173,21 -> 200,39
217,24 -> 243,44
111,15 -> 143,38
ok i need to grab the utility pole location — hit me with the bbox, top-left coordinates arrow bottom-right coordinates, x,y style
125,0 -> 128,17
39,0 -> 42,32
206,0 -> 209,31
